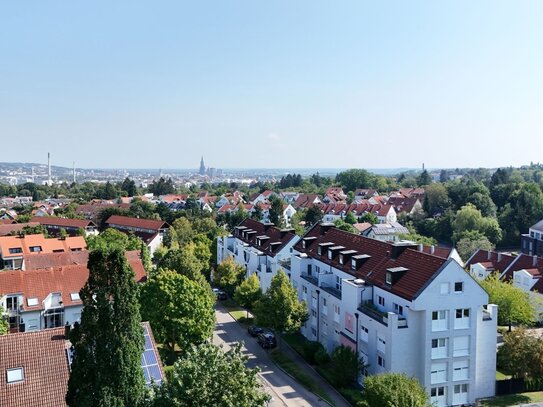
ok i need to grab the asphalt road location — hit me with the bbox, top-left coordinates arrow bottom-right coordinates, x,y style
213,305 -> 332,407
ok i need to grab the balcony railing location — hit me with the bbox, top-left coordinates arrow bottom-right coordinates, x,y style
482,310 -> 492,321
301,273 -> 319,286
320,283 -> 342,300
358,302 -> 388,326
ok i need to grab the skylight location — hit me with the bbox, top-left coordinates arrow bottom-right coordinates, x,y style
70,293 -> 80,301
6,367 -> 24,383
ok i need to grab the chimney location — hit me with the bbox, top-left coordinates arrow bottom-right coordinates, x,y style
430,245 -> 435,255
319,222 -> 335,236
417,244 -> 423,252
64,324 -> 71,339
487,251 -> 491,260
533,255 -> 538,267
263,222 -> 274,231
497,252 -> 502,262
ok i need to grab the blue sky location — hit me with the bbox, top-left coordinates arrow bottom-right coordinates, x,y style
1,1 -> 542,169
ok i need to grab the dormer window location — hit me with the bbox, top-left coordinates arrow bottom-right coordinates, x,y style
29,246 -> 42,252
351,254 -> 371,270
339,254 -> 344,264
386,267 -> 409,285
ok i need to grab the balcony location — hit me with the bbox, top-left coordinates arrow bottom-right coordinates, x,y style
320,283 -> 342,300
301,273 -> 319,287
482,310 -> 492,321
278,258 -> 291,271
358,301 -> 388,326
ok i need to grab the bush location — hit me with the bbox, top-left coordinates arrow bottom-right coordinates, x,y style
315,347 -> 331,366
302,340 -> 325,365
330,345 -> 363,388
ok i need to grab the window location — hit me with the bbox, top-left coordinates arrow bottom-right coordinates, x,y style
307,264 -> 312,275
385,272 -> 392,285
453,360 -> 469,381
453,336 -> 470,356
431,338 -> 447,359
430,386 -> 445,397
378,296 -> 385,306
333,304 -> 340,323
454,282 -> 464,293
8,247 -> 22,254
335,276 -> 341,291
27,297 -> 39,307
322,298 -> 328,315
432,310 -> 447,331
453,384 -> 468,405
377,355 -> 385,367
378,335 -> 386,353
351,258 -> 357,270
70,293 -> 80,301
455,308 -> 470,329
339,254 -> 344,264
431,362 -> 447,384
454,384 -> 468,393
440,282 -> 450,294
393,303 -> 404,315
311,327 -> 317,338
311,309 -> 317,318
6,296 -> 19,311
6,368 -> 24,383
360,325 -> 369,342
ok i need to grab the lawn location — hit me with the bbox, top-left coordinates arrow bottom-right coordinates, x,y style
480,392 -> 543,406
269,350 -> 335,406
496,370 -> 512,380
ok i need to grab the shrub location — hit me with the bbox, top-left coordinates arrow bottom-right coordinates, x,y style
315,347 -> 331,366
302,340 -> 325,365
330,345 -> 363,388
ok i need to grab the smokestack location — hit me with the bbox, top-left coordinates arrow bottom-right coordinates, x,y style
73,161 -> 76,184
47,152 -> 51,186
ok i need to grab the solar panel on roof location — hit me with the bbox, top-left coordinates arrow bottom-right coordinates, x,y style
142,324 -> 163,386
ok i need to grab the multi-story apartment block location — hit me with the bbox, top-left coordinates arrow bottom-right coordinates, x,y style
290,223 -> 497,407
521,219 -> 543,257
216,218 -> 299,292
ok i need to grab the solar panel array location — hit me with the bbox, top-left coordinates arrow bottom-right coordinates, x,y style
142,324 -> 163,386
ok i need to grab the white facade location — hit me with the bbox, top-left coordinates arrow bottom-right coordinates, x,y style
290,231 -> 497,407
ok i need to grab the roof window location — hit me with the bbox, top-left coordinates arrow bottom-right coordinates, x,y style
70,293 -> 81,301
6,367 -> 24,383
27,297 -> 39,307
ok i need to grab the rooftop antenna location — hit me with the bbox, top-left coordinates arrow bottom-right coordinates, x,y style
47,152 -> 52,186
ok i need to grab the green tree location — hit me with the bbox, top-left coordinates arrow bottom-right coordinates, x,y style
0,306 -> 8,335
329,345 -> 364,388
479,273 -> 535,330
140,269 -> 215,352
361,373 -> 432,407
336,169 -> 373,192
268,195 -> 284,227
121,177 -> 138,197
452,203 -> 502,244
359,212 -> 378,225
213,257 -> 246,294
416,170 -> 432,187
456,231 -> 494,262
86,228 -> 142,252
422,183 -> 450,215
398,232 -> 437,246
148,177 -> 175,196
152,343 -> 269,407
157,244 -> 206,283
305,205 -> 323,226
66,248 -> 146,407
344,211 -> 357,225
333,219 -> 357,233
234,274 -> 262,317
254,270 -> 308,341
497,328 -> 543,379
169,217 -> 195,247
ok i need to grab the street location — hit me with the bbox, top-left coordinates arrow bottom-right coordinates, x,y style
213,305 -> 332,407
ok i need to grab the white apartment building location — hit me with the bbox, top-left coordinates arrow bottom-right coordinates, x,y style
290,223 -> 497,407
216,218 -> 299,292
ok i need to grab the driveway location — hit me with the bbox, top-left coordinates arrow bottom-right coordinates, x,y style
213,305 -> 337,407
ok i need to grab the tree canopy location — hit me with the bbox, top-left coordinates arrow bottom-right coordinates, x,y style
213,257 -> 246,295
360,373 -> 432,407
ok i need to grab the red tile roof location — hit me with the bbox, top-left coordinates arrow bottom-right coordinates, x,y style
0,235 -> 87,259
233,218 -> 297,257
465,250 -> 517,276
106,215 -> 168,231
295,224 -> 448,301
293,194 -> 321,209
30,216 -> 95,229
0,327 -> 69,407
0,222 -> 40,237
0,219 -> 16,225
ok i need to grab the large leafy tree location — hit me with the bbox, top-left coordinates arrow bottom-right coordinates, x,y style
66,248 -> 146,407
268,195 -> 284,227
336,169 -> 374,192
479,273 -> 535,330
329,345 -> 364,388
234,274 -> 262,317
361,373 -> 431,407
452,203 -> 502,244
213,257 -> 246,294
140,269 -> 215,352
498,328 -> 543,379
157,243 -> 206,283
152,343 -> 270,407
254,270 -> 308,337
86,228 -> 142,252
456,231 -> 494,262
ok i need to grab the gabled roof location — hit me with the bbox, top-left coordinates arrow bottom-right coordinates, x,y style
0,219 -> 16,225
295,224 -> 448,301
465,249 -> 517,277
386,196 -> 421,214
105,215 -> 168,231
530,219 -> 543,233
233,218 -> 297,257
30,216 -> 96,229
0,222 -> 40,237
0,327 -> 69,407
293,194 -> 321,209
0,235 -> 87,259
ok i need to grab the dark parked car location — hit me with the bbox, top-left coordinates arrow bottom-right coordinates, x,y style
257,331 -> 277,349
212,288 -> 227,301
247,325 -> 264,337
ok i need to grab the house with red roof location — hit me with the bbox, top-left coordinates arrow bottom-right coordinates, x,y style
291,223 -> 497,406
320,202 -> 397,224
30,216 -> 98,237
105,215 -> 168,255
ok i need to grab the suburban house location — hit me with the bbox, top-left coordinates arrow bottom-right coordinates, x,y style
353,189 -> 379,202
290,223 -> 497,407
249,190 -> 275,205
465,250 -> 517,281
105,215 -> 168,255
216,218 -> 300,292
386,196 -> 423,216
0,322 -> 164,406
0,250 -> 146,333
293,193 -> 322,209
0,234 -> 86,270
320,203 -> 397,224
30,216 -> 98,237
75,202 -> 131,221
521,219 -> 543,257
0,222 -> 40,237
362,222 -> 410,242
322,187 -> 347,204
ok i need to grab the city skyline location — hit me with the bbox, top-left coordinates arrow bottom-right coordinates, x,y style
1,1 -> 543,169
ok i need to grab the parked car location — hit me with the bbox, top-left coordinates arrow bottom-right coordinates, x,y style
247,325 -> 264,337
257,331 -> 277,349
212,288 -> 227,301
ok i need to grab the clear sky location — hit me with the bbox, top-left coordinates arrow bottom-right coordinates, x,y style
1,1 -> 542,170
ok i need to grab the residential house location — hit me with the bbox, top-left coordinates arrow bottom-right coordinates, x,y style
280,191 -> 300,204
217,218 -> 300,292
362,223 -> 410,242
465,250 -> 517,281
320,203 -> 397,224
0,250 -> 146,333
291,223 -> 497,407
521,219 -> 543,257
0,322 -> 164,406
293,193 -> 322,210
249,190 -> 275,205
30,216 -> 98,237
105,215 -> 168,255
0,222 -> 40,237
322,187 -> 347,204
387,196 -> 423,216
353,189 -> 378,201
75,202 -> 131,221
0,234 -> 86,270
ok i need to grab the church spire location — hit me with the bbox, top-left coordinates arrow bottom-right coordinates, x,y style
199,155 -> 206,175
